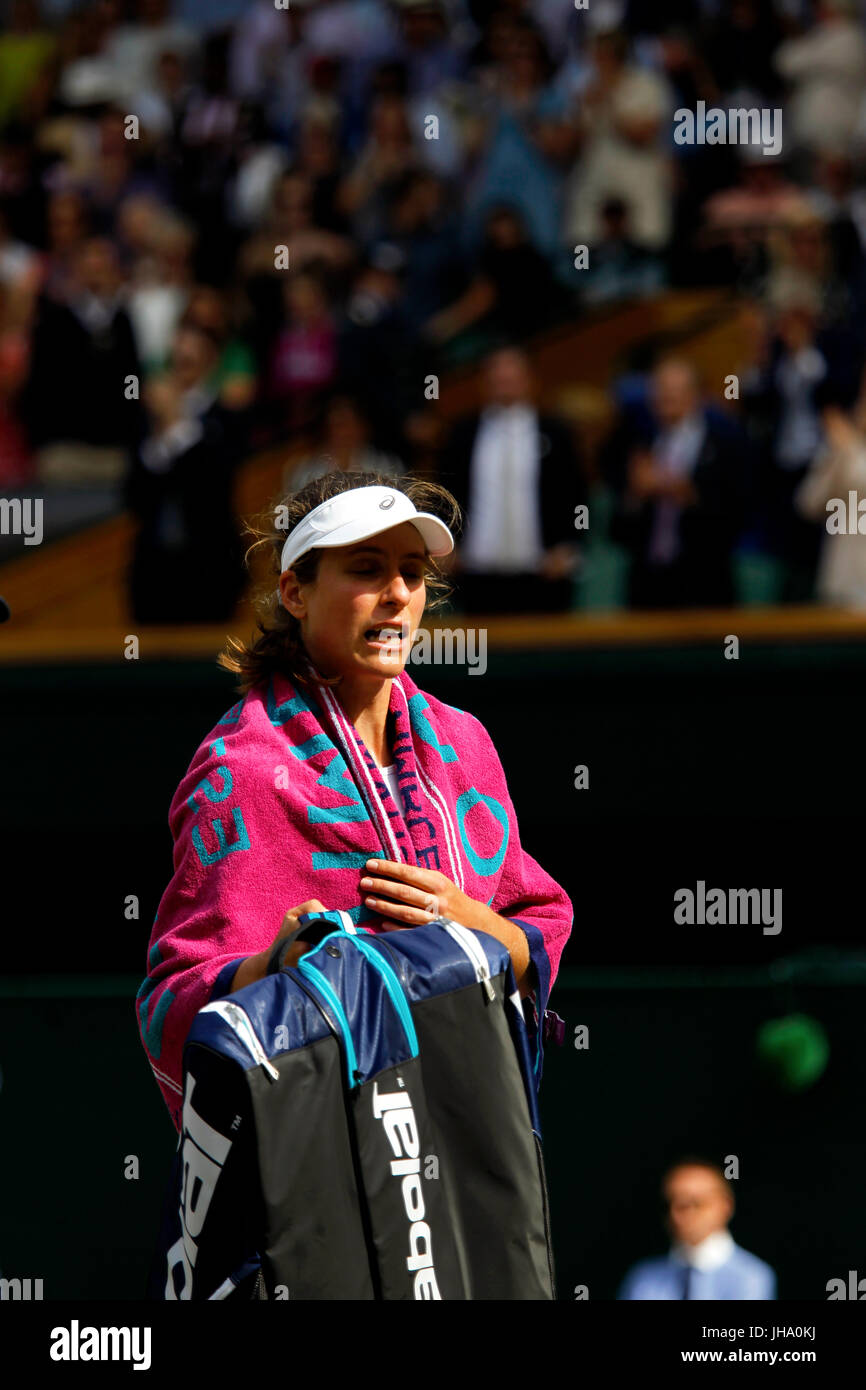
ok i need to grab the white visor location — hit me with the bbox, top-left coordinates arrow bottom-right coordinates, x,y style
279,484 -> 454,573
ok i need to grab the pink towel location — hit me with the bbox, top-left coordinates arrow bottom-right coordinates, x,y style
137,661 -> 573,1129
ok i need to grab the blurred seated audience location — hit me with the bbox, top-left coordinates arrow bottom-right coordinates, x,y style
123,204 -> 194,371
264,265 -> 338,438
565,64 -> 674,259
379,169 -> 464,336
773,0 -> 866,159
696,146 -> 803,293
287,392 -> 405,492
467,14 -> 575,261
4,0 -> 866,624
335,91 -> 422,244
426,202 -> 565,347
179,284 -> 256,419
239,168 -> 355,284
0,277 -> 34,488
0,0 -> 57,131
336,241 -> 427,456
581,196 -> 666,305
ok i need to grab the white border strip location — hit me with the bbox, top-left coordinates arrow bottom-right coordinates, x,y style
149,1059 -> 182,1096
318,682 -> 403,862
392,677 -> 465,891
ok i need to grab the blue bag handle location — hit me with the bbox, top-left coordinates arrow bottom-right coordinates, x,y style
296,919 -> 418,1087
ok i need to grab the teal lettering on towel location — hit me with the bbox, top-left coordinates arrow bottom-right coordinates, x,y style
344,903 -> 378,925
308,750 -> 370,825
138,985 -> 174,1059
407,693 -> 458,763
266,678 -> 309,726
455,789 -> 509,875
187,764 -> 233,808
192,807 -> 251,866
271,675 -> 372,829
289,733 -> 332,761
186,734 -> 251,864
218,700 -> 244,725
312,850 -> 381,870
287,735 -> 370,826
137,943 -> 174,1059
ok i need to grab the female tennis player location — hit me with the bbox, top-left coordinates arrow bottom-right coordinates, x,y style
137,469 -> 573,1130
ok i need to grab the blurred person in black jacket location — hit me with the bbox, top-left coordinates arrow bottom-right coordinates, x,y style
740,282 -> 862,602
440,344 -> 586,614
124,321 -> 244,624
22,237 -> 141,457
608,356 -> 749,609
426,203 -> 565,348
336,241 -> 427,456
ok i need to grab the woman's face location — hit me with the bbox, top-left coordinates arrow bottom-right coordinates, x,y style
281,521 -> 429,682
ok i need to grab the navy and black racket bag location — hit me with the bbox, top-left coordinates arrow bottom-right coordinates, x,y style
148,910 -> 557,1301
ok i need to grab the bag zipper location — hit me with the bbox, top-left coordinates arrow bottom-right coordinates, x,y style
338,934 -> 419,1056
199,999 -> 280,1081
438,918 -> 497,1001
296,956 -> 359,1087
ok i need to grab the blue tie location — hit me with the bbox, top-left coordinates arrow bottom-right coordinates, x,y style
680,1264 -> 694,1299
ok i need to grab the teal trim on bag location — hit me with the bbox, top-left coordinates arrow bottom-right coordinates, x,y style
296,955 -> 359,1088
303,928 -> 419,1060
343,935 -> 419,1057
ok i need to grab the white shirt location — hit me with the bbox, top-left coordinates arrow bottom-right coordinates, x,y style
654,413 -> 706,478
647,411 -> 707,565
380,764 -> 405,816
461,404 -> 544,572
775,347 -> 826,470
673,1228 -> 735,1271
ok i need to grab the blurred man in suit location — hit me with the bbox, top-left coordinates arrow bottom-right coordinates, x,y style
440,345 -> 586,615
124,321 -> 244,623
22,237 -> 142,483
618,1158 -> 776,1300
609,357 -> 749,609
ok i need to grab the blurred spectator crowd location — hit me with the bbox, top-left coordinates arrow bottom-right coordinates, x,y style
4,0 -> 866,615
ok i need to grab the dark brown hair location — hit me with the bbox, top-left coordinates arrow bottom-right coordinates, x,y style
218,469 -> 461,695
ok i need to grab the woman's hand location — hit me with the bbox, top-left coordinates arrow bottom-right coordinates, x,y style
360,860 -> 464,928
230,899 -> 326,992
359,860 -> 534,996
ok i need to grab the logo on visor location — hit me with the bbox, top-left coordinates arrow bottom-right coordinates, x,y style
379,495 -> 396,509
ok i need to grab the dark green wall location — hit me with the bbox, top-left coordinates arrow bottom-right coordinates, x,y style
0,974 -> 861,1300
2,640 -> 863,1298
2,639 -> 865,974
